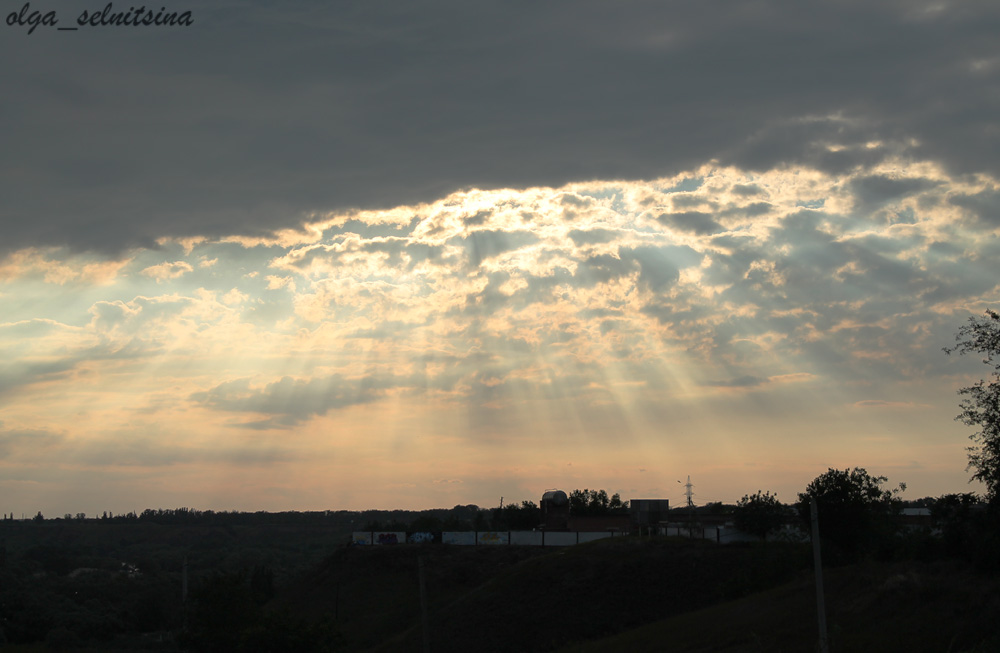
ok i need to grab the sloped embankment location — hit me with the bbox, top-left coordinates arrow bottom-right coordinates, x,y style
277,537 -> 812,652
555,559 -> 1000,652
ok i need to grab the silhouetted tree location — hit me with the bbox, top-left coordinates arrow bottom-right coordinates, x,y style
185,571 -> 340,652
413,515 -> 445,532
796,467 -> 904,557
185,571 -> 259,651
930,493 -> 981,557
250,565 -> 275,605
945,309 -> 1000,504
569,489 -> 629,515
733,491 -> 788,541
490,501 -> 541,530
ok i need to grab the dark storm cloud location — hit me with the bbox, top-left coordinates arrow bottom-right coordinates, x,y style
731,184 -> 766,197
190,374 -> 392,426
949,189 -> 1000,226
574,249 -> 660,291
656,211 -> 725,235
453,230 -> 540,268
574,253 -> 633,287
2,0 -> 999,255
724,117 -> 901,176
567,229 -> 619,246
625,245 -> 700,290
849,175 -> 939,213
718,202 -> 773,220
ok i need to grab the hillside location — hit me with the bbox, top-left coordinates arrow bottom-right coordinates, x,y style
556,560 -> 1000,652
275,537 -> 814,652
275,536 -> 1000,652
5,517 -> 997,651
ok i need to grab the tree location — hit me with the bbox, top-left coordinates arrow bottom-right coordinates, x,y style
184,571 -> 341,652
568,489 -> 629,516
930,493 -> 981,557
944,309 -> 1000,504
250,565 -> 276,605
796,467 -> 904,556
409,515 -> 444,532
733,491 -> 788,541
490,500 -> 540,530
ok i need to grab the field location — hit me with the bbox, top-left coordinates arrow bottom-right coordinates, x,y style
3,517 -> 999,651
276,537 -> 1000,652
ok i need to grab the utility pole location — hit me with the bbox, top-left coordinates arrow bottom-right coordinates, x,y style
810,498 -> 829,653
685,476 -> 695,538
418,556 -> 430,653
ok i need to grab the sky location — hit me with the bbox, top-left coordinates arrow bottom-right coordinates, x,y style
2,0 -> 999,516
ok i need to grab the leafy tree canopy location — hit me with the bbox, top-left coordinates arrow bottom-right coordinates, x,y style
568,489 -> 629,516
490,501 -> 540,530
796,467 -> 904,556
733,491 -> 788,541
945,309 -> 1000,504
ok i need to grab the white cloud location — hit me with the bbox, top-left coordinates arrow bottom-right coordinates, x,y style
141,261 -> 194,282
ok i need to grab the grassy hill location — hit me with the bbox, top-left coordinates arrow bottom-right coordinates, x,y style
275,537 -> 816,652
555,559 -> 1000,652
274,536 -> 1000,652
6,516 -> 996,651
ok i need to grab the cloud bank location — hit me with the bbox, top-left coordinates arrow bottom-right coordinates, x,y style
2,0 -> 999,254
0,161 -> 997,513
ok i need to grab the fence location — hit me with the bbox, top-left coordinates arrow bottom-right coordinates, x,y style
351,530 -> 628,546
660,524 -> 807,543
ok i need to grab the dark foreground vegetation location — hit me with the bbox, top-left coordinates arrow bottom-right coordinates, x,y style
559,556 -> 1000,652
1,495 -> 1000,652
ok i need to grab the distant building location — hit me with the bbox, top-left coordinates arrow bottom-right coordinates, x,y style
540,490 -> 569,530
630,499 -> 670,530
542,490 -> 633,532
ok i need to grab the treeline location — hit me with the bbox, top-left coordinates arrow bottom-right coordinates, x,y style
728,468 -> 1000,574
362,489 -> 630,532
0,490 -> 628,649
7,506 -> 485,528
8,488 -> 630,532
